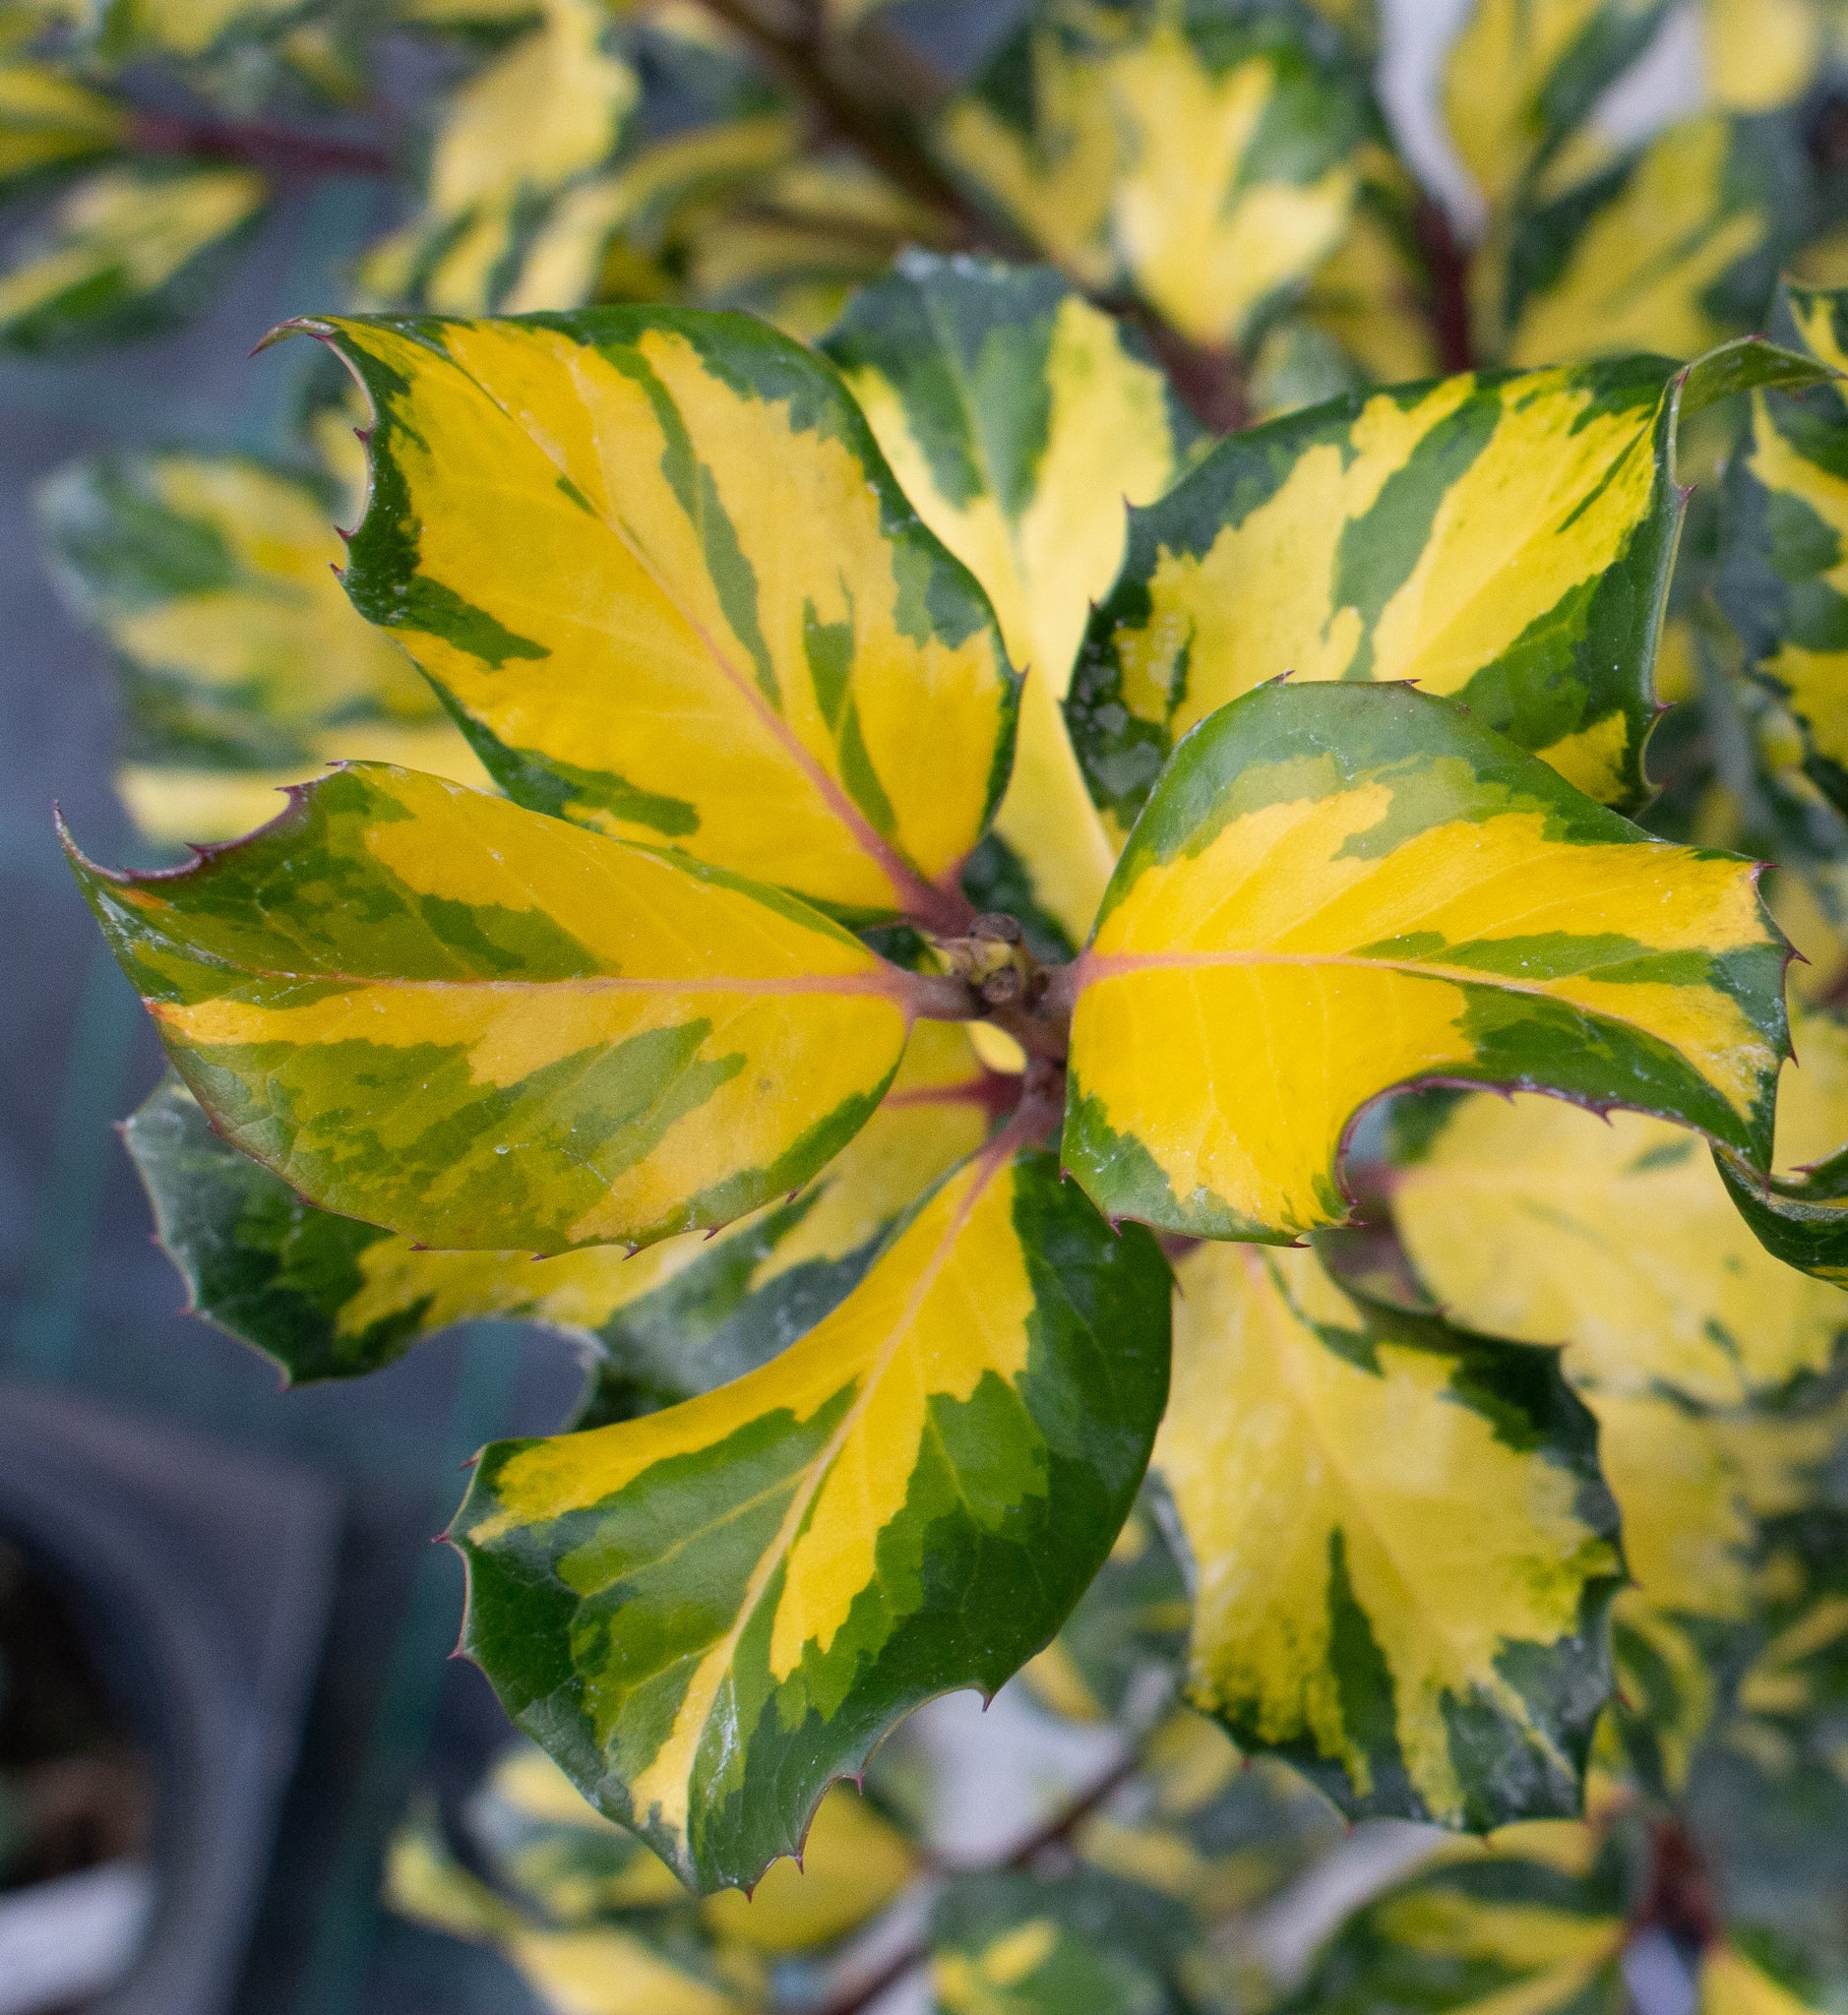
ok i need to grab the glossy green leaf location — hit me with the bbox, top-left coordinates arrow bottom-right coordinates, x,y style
450,1145 -> 1172,1892
292,307 -> 1018,926
0,162 -> 268,352
1155,1239 -> 1622,1829
72,763 -> 930,1257
0,61 -> 126,193
125,1022 -> 998,1390
1062,681 -> 1787,1247
1278,1823 -> 1632,2014
1020,1493 -> 1190,1727
1070,343 -> 1824,828
938,0 -> 1374,349
824,254 -> 1196,954
35,450 -> 490,845
929,1868 -> 1195,2015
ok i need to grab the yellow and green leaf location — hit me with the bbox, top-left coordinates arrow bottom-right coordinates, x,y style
353,0 -> 637,315
296,308 -> 1018,926
1062,681 -> 1788,1247
1701,1940 -> 1843,2015
1441,0 -> 1673,213
1070,345 -> 1822,827
929,1868 -> 1195,2015
0,161 -> 267,352
1275,1823 -> 1631,2013
123,1021 -> 999,1390
72,763 -> 930,1257
938,0 -> 1373,349
35,450 -> 490,845
1494,114 -> 1797,368
0,61 -> 126,193
1155,1240 -> 1623,1828
450,1145 -> 1172,1891
824,255 -> 1196,954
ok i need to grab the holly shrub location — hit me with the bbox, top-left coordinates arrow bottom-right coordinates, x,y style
20,0 -> 1848,2009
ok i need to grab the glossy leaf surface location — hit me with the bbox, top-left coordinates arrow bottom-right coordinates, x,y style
300,308 -> 1017,924
1063,682 -> 1786,1247
1072,350 -> 1759,825
0,163 -> 267,352
451,1146 -> 1172,1892
73,763 -> 919,1256
124,1022 -> 996,1390
824,254 -> 1194,952
939,0 -> 1373,348
1157,1242 -> 1622,1828
36,450 -> 489,844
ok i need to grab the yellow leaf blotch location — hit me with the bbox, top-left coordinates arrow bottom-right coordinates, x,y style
1079,783 -> 1773,1239
330,317 -> 1009,916
1115,370 -> 1655,775
1442,0 -> 1606,208
479,1149 -> 1036,1845
1157,1246 -> 1620,1824
1507,117 -> 1767,367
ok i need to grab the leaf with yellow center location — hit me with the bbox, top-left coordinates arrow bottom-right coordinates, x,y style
1062,682 -> 1787,1247
0,162 -> 267,353
1275,1822 -> 1631,2012
450,1145 -> 1172,1891
0,63 -> 126,193
123,1020 -> 998,1392
1701,1943 -> 1838,2015
1497,115 -> 1794,368
938,0 -> 1372,348
35,451 -> 491,845
1155,1241 -> 1622,1828
1070,343 -> 1823,826
825,255 -> 1196,953
71,763 -> 929,1257
292,308 -> 1017,927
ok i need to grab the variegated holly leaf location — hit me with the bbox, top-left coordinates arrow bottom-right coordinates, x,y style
1073,1709 -> 1343,1931
450,1145 -> 1172,1892
1061,682 -> 1787,1248
1386,1078 -> 1848,1409
1279,172 -> 1441,401
0,162 -> 267,351
1441,0 -> 1674,213
1277,1823 -> 1632,2014
467,1741 -> 920,1954
1070,342 -> 1826,830
1155,1240 -> 1622,1829
290,308 -> 1017,929
824,255 -> 1196,955
0,62 -> 126,194
1495,114 -> 1802,368
353,0 -> 636,315
1720,284 -> 1848,824
938,0 -> 1374,350
929,1868 -> 1195,2015
1700,0 -> 1829,115
1701,1940 -> 1845,2015
72,763 -> 939,1257
125,1021 -> 998,1390
1020,1492 -> 1190,1727
80,0 -> 314,61
36,451 -> 490,845
1386,1074 -> 1848,1621
385,1798 -> 770,2014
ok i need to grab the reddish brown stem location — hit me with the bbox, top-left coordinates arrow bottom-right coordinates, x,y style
1414,198 -> 1475,375
132,110 -> 392,179
1134,312 -> 1253,434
